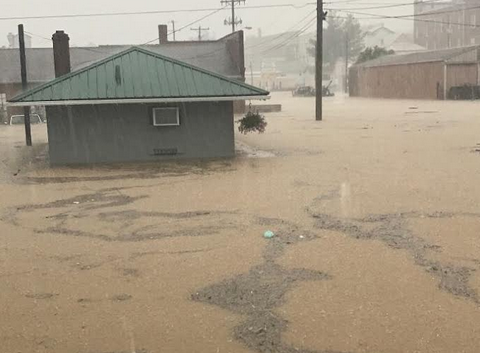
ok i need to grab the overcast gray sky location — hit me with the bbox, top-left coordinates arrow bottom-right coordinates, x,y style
0,0 -> 414,47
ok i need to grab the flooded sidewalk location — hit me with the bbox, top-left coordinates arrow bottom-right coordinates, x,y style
1,93 -> 480,353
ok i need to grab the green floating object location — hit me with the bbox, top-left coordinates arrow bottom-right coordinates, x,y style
264,230 -> 275,239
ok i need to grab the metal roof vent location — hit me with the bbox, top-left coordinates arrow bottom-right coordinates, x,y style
115,65 -> 122,86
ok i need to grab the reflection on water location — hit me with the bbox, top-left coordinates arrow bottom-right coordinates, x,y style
340,182 -> 351,218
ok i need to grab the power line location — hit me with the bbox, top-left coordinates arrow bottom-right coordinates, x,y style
143,7 -> 225,45
177,8 -> 348,62
25,31 -> 50,42
25,1 -> 480,60
246,9 -> 317,51
335,8 -> 480,29
28,6 -> 480,55
327,0 -> 445,11
327,3 -> 480,21
26,6 -> 318,58
0,3 -> 316,21
25,31 -> 117,54
6,0 -> 466,23
178,8 -> 317,61
399,3 -> 480,19
261,16 -> 317,54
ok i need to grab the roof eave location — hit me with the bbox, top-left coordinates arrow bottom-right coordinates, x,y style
8,95 -> 270,107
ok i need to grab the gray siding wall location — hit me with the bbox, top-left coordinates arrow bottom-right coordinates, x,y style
46,102 -> 234,165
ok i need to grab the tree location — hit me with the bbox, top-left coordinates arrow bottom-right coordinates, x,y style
308,13 -> 364,70
356,46 -> 395,64
343,14 -> 364,60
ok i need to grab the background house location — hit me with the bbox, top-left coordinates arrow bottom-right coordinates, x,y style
245,31 -> 316,91
6,32 -> 32,49
414,0 -> 480,50
364,25 -> 399,49
9,47 -> 268,165
364,25 -> 425,54
0,26 -> 246,122
349,45 -> 480,100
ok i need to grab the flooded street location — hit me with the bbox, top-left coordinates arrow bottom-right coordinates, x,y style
2,92 -> 480,353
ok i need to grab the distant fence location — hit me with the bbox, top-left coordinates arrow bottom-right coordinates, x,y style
448,85 -> 480,100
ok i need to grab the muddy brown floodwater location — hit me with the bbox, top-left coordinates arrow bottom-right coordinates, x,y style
2,93 -> 480,353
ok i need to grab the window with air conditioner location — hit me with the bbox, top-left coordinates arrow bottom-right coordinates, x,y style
152,107 -> 180,127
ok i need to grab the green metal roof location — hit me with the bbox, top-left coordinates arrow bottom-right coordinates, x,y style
10,46 -> 269,104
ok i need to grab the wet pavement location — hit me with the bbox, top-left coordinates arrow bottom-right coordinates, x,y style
1,93 -> 480,353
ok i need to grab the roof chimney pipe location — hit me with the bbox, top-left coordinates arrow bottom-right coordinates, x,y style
158,25 -> 168,44
52,30 -> 71,78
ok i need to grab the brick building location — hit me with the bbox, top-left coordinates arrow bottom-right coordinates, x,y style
414,0 -> 480,50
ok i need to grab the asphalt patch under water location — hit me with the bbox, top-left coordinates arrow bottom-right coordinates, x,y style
308,209 -> 480,304
192,208 -> 480,352
192,218 -> 350,353
8,188 -> 237,242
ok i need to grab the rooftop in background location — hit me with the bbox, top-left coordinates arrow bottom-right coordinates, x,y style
9,46 -> 268,105
363,25 -> 425,54
389,40 -> 426,54
364,25 -> 396,36
354,45 -> 480,68
0,31 -> 244,84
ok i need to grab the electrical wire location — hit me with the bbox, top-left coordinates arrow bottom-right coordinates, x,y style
142,6 -> 226,45
260,16 -> 317,54
25,31 -> 115,54
245,9 -> 317,51
0,3 -> 316,22
335,8 -> 480,29
326,2 -> 480,20
20,1 -> 480,59
327,0 -> 445,11
176,9 -> 318,61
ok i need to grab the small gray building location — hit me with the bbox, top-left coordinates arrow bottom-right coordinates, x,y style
9,47 -> 269,165
1,28 -> 247,121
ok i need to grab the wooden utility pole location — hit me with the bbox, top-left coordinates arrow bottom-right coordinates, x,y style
250,62 -> 254,85
190,26 -> 210,41
316,0 -> 323,121
171,20 -> 176,41
18,24 -> 32,146
345,32 -> 349,94
221,0 -> 245,32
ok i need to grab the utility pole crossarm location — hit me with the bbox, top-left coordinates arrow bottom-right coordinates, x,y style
190,26 -> 210,41
221,0 -> 245,33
